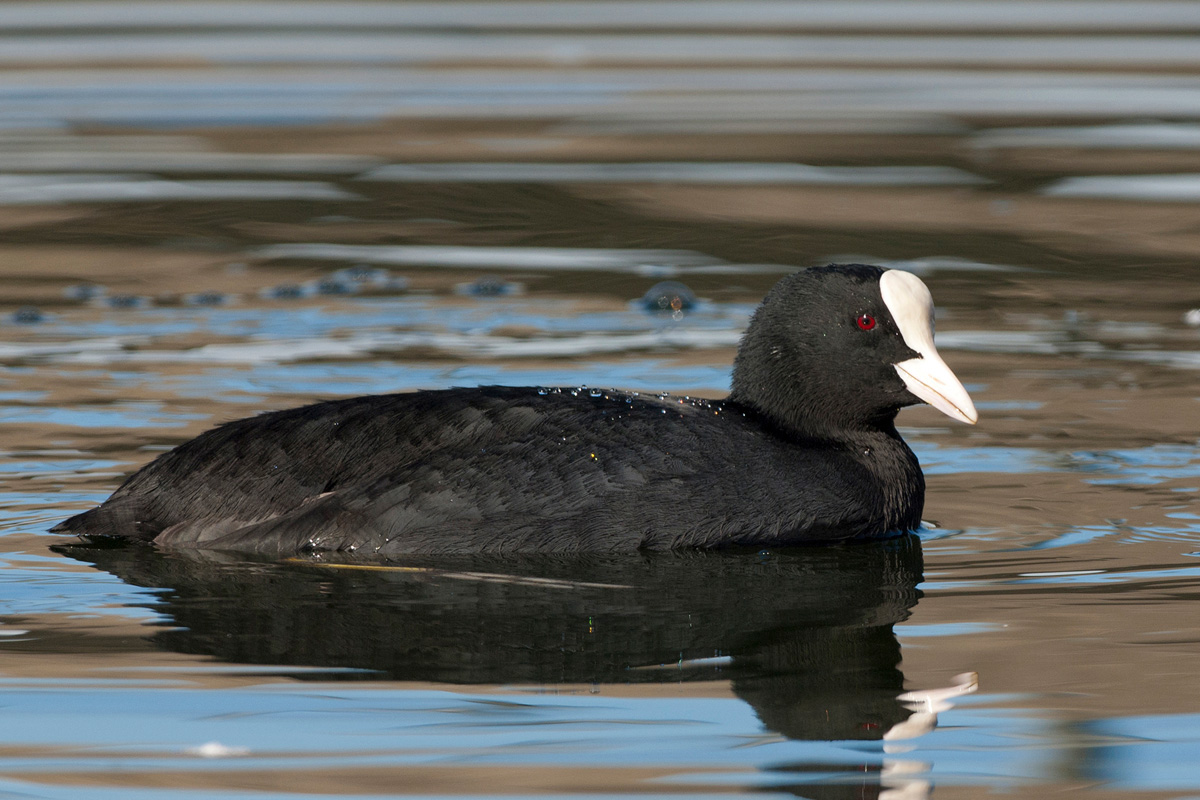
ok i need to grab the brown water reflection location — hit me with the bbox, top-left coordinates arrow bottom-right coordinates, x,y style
0,2 -> 1199,798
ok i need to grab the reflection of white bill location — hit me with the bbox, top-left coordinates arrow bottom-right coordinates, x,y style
884,671 -> 979,742
880,672 -> 979,799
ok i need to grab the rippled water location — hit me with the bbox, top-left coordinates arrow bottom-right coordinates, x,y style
2,2 -> 1200,798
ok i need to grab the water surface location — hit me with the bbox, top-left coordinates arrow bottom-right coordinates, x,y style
2,2 -> 1200,798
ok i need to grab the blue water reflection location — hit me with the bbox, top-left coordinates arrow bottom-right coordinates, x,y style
3,0 -> 1200,797
1085,715 -> 1200,790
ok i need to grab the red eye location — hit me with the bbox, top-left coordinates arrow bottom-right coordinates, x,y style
856,314 -> 876,331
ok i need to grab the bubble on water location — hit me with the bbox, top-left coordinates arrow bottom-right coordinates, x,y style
314,277 -> 357,296
10,306 -> 45,324
64,283 -> 105,302
331,265 -> 399,289
260,283 -> 313,301
455,276 -> 523,297
104,294 -> 150,310
183,291 -> 231,307
640,280 -> 697,315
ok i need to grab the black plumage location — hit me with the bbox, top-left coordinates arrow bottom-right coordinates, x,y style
52,264 -> 974,554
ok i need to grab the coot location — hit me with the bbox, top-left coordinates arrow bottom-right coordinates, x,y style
52,264 -> 976,554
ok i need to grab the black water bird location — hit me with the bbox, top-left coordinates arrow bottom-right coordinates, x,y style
52,264 -> 977,554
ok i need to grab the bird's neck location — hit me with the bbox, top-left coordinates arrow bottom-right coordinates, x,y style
726,386 -> 901,443
726,394 -> 924,531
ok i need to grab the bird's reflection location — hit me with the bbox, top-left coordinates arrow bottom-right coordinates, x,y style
57,534 -> 924,743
